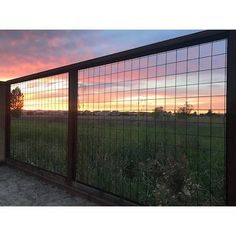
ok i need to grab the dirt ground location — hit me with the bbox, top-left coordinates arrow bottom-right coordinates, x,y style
0,165 -> 97,206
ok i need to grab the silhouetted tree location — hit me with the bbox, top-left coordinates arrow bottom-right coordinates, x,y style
177,102 -> 193,116
10,87 -> 24,118
153,106 -> 165,118
206,109 -> 213,116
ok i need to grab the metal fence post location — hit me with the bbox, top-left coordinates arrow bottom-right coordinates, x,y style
67,69 -> 78,183
226,30 -> 236,205
0,83 -> 6,162
0,83 -> 10,163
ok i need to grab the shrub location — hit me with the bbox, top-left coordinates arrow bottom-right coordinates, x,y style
142,155 -> 199,205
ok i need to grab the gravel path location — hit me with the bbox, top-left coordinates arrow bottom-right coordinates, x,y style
0,165 -> 97,206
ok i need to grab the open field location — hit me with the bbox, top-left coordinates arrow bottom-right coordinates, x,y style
10,114 -> 225,205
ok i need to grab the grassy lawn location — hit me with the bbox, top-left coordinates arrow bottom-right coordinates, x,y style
10,114 -> 225,206
10,118 -> 68,176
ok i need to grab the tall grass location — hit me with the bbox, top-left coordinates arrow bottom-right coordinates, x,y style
10,115 -> 225,205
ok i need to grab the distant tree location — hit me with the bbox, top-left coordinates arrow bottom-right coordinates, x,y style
153,106 -> 165,118
206,109 -> 213,116
177,102 -> 193,116
10,87 -> 24,118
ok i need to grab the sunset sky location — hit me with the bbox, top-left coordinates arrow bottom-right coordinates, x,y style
0,30 -> 198,81
3,30 -> 226,113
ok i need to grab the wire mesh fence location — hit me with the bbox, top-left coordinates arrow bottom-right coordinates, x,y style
10,73 -> 68,176
6,33 -> 228,206
76,39 -> 227,205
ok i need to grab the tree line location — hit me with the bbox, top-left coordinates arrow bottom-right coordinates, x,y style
153,102 -> 215,118
10,87 -> 218,119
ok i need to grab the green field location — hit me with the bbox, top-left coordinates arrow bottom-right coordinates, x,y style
10,114 -> 225,206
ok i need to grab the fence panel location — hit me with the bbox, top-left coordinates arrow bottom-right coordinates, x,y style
76,39 -> 227,205
5,31 -> 230,205
10,73 -> 69,176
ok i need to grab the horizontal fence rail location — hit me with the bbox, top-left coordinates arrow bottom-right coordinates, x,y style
2,30 -> 236,205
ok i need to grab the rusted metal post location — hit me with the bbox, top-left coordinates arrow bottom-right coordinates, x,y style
226,30 -> 236,205
0,82 -> 6,162
67,70 -> 78,182
0,82 -> 10,163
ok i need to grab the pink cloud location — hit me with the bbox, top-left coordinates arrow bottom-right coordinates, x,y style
0,31 -> 95,81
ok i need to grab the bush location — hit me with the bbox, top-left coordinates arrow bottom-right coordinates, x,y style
142,155 -> 199,205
